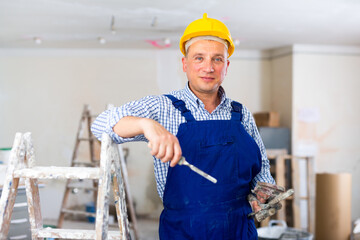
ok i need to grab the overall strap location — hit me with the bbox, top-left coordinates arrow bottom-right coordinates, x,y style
164,95 -> 195,122
231,101 -> 243,122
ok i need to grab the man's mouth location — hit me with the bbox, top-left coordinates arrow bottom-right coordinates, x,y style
201,77 -> 215,81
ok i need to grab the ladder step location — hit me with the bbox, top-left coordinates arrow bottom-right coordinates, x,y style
14,167 -> 100,180
60,209 -> 96,217
36,228 -> 122,239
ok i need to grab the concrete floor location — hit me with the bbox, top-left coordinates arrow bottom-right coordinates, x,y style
44,217 -> 159,240
132,217 -> 159,240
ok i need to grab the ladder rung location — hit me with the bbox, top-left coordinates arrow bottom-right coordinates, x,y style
14,167 -> 100,180
72,162 -> 97,167
68,186 -> 97,191
60,209 -> 96,217
36,228 -> 122,239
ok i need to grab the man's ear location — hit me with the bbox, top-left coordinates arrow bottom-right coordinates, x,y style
182,57 -> 187,72
225,60 -> 230,75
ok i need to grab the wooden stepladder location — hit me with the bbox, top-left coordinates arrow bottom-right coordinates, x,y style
57,104 -> 138,239
0,132 -> 131,239
58,105 -> 101,228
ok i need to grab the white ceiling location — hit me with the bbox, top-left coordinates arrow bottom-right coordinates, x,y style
1,0 -> 360,50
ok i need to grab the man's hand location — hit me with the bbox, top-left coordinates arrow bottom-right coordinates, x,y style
248,185 -> 271,214
250,200 -> 262,213
255,189 -> 271,204
248,194 -> 261,213
140,118 -> 182,167
248,182 -> 291,222
113,116 -> 182,167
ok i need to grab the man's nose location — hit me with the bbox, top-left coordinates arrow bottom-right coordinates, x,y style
203,59 -> 214,72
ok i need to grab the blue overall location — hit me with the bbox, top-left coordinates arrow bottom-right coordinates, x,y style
159,95 -> 262,240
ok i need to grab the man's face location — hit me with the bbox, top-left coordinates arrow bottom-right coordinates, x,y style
182,40 -> 230,97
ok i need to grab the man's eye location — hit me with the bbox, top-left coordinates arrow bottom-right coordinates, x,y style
195,57 -> 203,61
215,57 -> 223,62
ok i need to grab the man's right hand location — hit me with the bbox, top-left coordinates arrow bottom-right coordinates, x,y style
113,116 -> 182,167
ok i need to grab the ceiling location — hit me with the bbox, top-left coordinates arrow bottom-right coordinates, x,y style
1,0 -> 360,50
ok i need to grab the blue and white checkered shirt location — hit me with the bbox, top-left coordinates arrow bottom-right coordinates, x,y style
91,84 -> 275,199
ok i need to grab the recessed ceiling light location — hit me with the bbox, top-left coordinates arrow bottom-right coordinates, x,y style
33,37 -> 42,45
111,15 -> 116,35
234,39 -> 241,46
151,16 -> 158,27
98,37 -> 106,45
164,38 -> 171,45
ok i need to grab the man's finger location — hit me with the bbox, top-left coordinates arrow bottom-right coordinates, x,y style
149,141 -> 159,156
162,144 -> 174,163
156,144 -> 166,160
256,191 -> 269,203
170,141 -> 182,167
251,200 -> 262,213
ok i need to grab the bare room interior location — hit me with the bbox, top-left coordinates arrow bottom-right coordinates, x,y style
0,1 -> 360,239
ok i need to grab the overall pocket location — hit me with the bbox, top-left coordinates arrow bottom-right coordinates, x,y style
197,136 -> 239,186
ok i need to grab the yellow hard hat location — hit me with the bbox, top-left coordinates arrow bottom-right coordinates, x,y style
179,13 -> 235,57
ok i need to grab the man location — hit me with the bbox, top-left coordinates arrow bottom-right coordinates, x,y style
92,13 -> 275,239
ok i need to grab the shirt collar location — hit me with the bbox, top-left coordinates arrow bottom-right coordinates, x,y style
183,82 -> 228,109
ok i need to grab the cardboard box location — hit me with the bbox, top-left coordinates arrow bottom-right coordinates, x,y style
315,173 -> 352,240
253,111 -> 280,127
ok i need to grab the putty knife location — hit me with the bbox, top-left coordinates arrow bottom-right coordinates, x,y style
178,157 -> 217,184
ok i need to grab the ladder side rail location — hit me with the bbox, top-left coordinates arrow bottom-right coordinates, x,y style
23,133 -> 44,240
291,156 -> 301,229
0,133 -> 23,239
113,143 -> 131,240
57,180 -> 72,228
306,156 -> 315,234
95,133 -> 113,240
24,132 -> 36,168
25,178 -> 43,240
107,103 -> 137,239
117,144 -> 138,240
85,105 -> 96,164
86,105 -> 99,204
275,154 -> 286,221
112,175 -> 124,238
71,105 -> 88,167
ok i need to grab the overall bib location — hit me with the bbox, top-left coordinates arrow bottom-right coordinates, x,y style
159,95 -> 262,240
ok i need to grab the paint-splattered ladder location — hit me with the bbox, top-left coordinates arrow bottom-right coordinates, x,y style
0,132 -> 131,239
58,105 -> 100,229
57,105 -> 138,240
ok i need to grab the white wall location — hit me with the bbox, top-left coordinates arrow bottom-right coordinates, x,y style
270,50 -> 293,128
292,46 -> 360,220
267,45 -> 360,223
0,48 -> 271,220
224,54 -> 272,112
